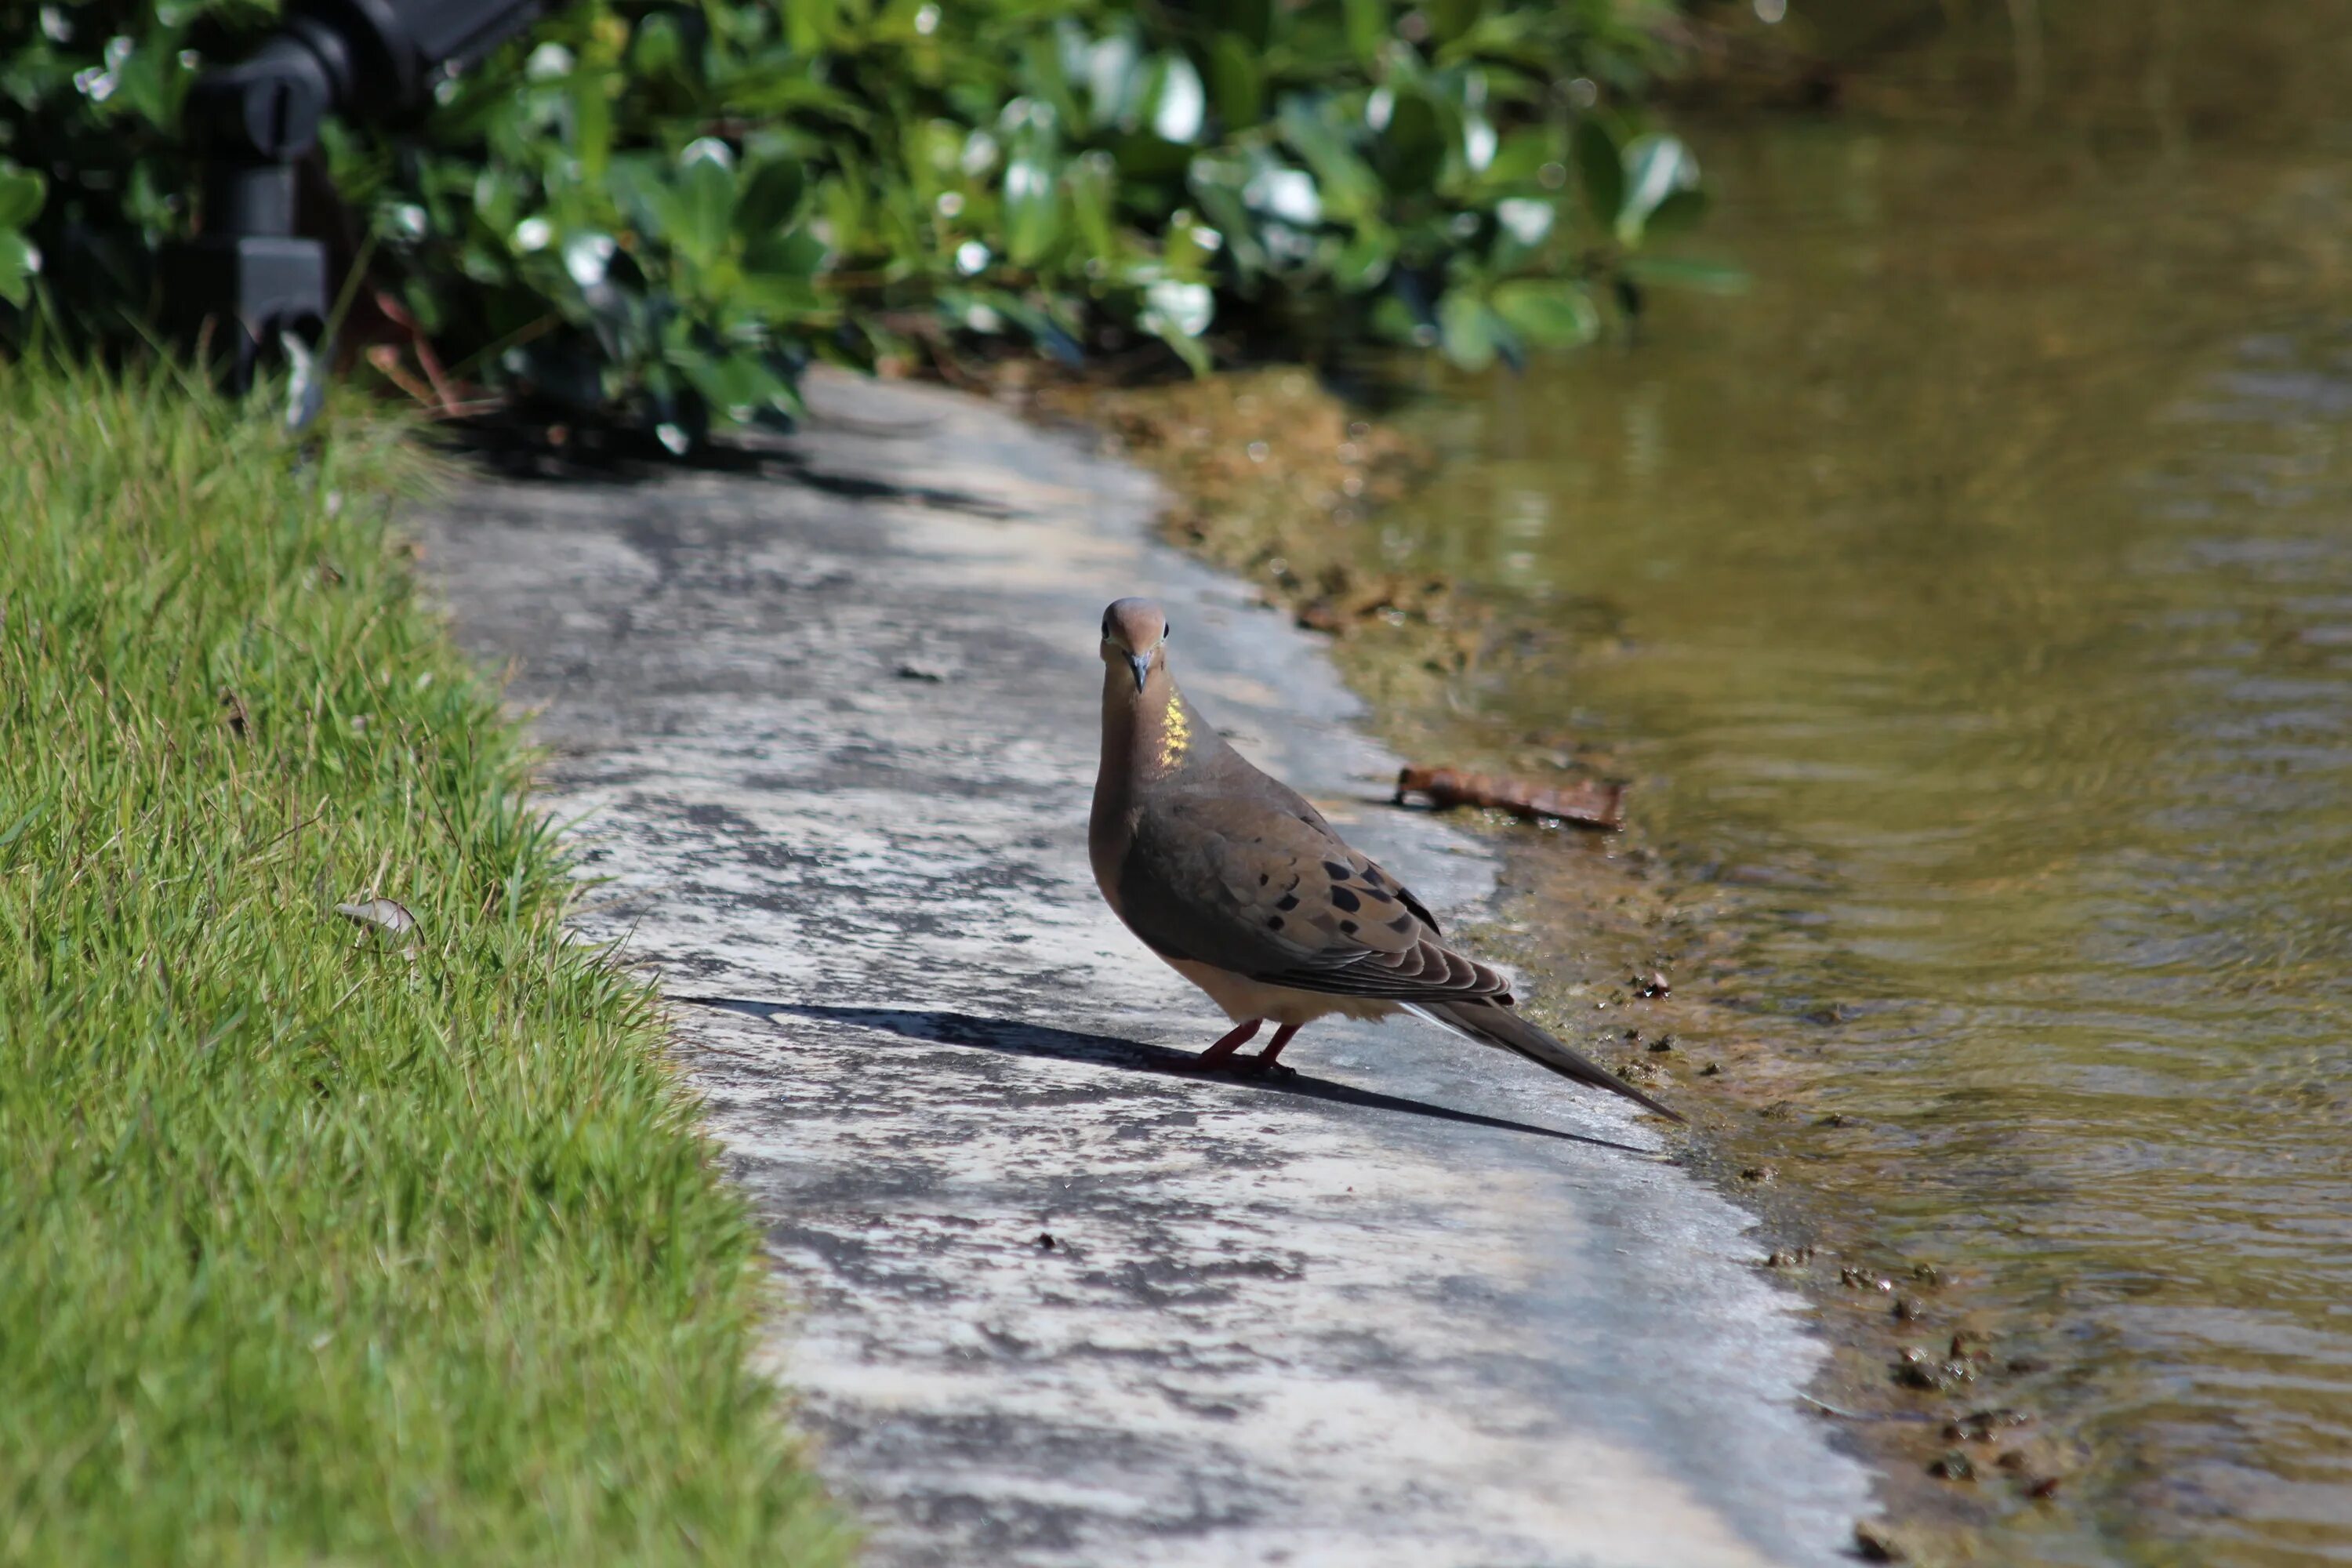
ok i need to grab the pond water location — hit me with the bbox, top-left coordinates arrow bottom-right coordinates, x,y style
1373,9 -> 2352,1563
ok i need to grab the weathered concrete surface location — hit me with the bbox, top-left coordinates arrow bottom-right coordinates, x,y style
415,372 -> 1875,1567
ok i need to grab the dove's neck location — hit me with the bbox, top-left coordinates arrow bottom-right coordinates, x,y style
1102,660 -> 1205,786
1093,661 -> 1205,886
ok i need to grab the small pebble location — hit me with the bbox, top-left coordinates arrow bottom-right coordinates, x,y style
1893,1348 -> 1976,1392
1853,1519 -> 1911,1563
1929,1450 -> 1976,1483
1944,1408 -> 2028,1443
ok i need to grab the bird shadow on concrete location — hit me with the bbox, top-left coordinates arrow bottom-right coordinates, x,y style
678,996 -> 1658,1158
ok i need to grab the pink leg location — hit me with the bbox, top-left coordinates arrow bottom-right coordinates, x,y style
1253,1023 -> 1303,1069
1195,1018 -> 1262,1068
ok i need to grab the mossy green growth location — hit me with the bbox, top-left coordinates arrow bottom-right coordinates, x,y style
0,362 -> 844,1565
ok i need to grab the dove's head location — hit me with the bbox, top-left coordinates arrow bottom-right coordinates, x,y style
1100,597 -> 1171,694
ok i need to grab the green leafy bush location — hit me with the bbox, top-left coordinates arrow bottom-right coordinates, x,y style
0,161 -> 39,307
1,1 -> 1717,442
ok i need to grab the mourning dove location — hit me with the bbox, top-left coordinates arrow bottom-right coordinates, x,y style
1089,597 -> 1683,1123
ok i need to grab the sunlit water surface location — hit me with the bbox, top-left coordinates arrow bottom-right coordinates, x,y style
1374,24 -> 2352,1565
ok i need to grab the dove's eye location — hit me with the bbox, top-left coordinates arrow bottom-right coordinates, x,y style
1163,621 -> 1172,640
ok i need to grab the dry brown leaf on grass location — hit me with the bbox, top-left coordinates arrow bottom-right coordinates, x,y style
335,896 -> 419,959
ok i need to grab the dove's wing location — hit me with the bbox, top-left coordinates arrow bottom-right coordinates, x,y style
1116,771 -> 1514,1007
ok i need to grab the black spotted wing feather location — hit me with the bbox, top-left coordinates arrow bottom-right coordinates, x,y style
1116,765 -> 1514,1007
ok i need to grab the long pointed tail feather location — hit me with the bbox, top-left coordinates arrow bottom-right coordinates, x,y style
1412,1000 -> 1686,1123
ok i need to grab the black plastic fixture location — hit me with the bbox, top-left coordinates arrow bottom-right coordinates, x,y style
172,0 -> 543,394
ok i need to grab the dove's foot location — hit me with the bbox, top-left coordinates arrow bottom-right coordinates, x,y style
1185,1019 -> 1305,1076
1233,1052 -> 1299,1080
1202,1023 -> 1300,1078
1180,1050 -> 1298,1080
1190,1018 -> 1265,1071
1255,1022 -> 1301,1068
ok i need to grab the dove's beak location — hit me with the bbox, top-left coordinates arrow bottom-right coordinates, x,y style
1128,651 -> 1153,692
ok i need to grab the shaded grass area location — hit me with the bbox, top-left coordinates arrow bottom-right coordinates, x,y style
0,364 -> 844,1565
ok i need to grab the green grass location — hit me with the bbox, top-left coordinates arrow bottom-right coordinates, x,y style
0,361 -> 846,1566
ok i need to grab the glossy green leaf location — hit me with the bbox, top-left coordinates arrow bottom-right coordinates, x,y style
1109,132 -> 1192,181
1572,117 -> 1623,232
111,31 -> 179,127
1482,127 -> 1555,187
1490,278 -> 1599,347
1023,33 -> 1081,129
1144,53 -> 1207,143
1438,288 -> 1498,372
782,0 -> 838,55
1332,224 -> 1396,292
745,225 -> 828,280
569,69 -> 612,180
737,159 -> 806,236
1187,158 -> 1269,274
1066,150 -> 1118,261
1003,153 -> 1063,266
674,343 -> 792,420
632,13 -> 686,79
0,230 -> 37,307
1207,34 -> 1264,129
1377,90 -> 1446,194
676,144 -> 738,267
1617,132 -> 1697,245
607,153 -> 671,241
1080,34 -> 1142,129
1368,291 -> 1428,347
1279,98 -> 1381,221
0,167 -> 45,230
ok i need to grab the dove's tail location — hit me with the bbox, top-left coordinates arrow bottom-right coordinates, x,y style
1412,1000 -> 1686,1123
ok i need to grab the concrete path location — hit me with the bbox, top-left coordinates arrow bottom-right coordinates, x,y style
416,372 -> 1875,1567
